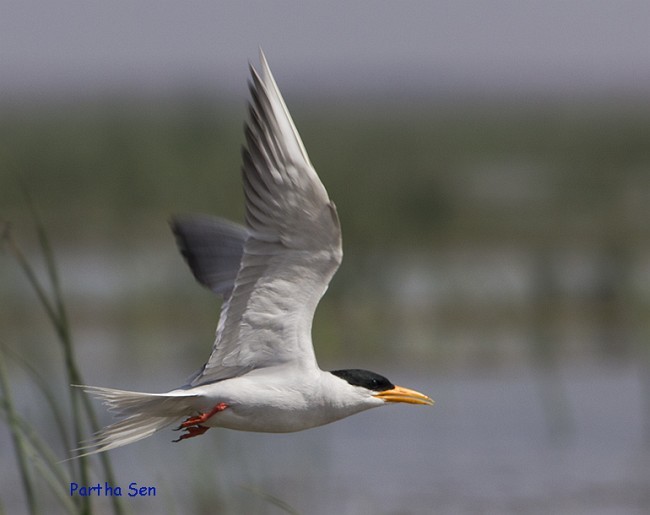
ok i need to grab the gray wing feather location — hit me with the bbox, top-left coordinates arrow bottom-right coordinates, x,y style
190,51 -> 342,386
170,215 -> 248,299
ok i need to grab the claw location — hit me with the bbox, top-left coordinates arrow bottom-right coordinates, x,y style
178,415 -> 204,429
177,403 -> 229,429
172,403 -> 229,441
174,410 -> 202,430
172,425 -> 209,442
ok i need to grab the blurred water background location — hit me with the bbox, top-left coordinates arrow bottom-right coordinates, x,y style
2,2 -> 650,514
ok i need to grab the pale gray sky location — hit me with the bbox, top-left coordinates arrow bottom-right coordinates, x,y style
2,1 -> 650,102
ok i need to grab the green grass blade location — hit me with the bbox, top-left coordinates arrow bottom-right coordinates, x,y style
3,195 -> 126,515
0,342 -> 73,455
0,409 -> 78,512
24,201 -> 125,515
0,348 -> 40,515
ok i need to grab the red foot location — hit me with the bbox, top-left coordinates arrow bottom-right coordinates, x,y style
178,402 -> 229,429
172,402 -> 229,442
172,425 -> 209,442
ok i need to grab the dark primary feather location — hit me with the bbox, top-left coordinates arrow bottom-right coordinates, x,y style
170,215 -> 249,299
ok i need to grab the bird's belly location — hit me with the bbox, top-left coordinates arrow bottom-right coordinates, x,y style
195,386 -> 351,433
202,403 -> 334,433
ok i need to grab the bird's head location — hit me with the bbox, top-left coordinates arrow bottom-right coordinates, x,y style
330,369 -> 434,406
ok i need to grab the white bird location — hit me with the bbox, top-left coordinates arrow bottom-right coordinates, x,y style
77,51 -> 433,456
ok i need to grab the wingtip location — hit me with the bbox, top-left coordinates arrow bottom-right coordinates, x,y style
248,47 -> 268,78
258,47 -> 269,70
257,48 -> 275,86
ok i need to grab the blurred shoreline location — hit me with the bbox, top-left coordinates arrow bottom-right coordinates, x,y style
2,98 -> 649,514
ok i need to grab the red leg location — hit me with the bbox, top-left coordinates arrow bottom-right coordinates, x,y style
172,403 -> 228,443
177,402 -> 229,429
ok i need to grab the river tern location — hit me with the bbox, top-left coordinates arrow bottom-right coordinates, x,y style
77,51 -> 433,456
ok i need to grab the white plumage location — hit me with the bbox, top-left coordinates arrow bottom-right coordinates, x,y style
76,51 -> 432,457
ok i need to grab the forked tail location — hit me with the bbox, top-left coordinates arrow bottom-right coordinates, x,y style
73,385 -> 197,457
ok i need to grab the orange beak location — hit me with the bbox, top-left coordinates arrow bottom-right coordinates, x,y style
373,385 -> 434,406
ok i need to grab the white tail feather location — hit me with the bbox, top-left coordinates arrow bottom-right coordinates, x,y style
73,385 -> 198,457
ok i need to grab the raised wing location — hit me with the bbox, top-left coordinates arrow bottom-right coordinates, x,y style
171,215 -> 248,299
190,51 -> 342,386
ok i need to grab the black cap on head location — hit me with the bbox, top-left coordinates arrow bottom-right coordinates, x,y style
330,369 -> 394,392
